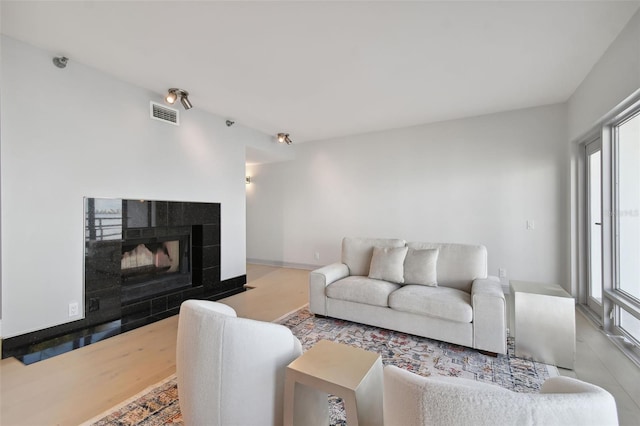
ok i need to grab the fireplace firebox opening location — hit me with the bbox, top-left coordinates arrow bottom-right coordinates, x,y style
120,232 -> 191,303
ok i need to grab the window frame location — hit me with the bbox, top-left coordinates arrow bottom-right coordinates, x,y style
604,101 -> 640,346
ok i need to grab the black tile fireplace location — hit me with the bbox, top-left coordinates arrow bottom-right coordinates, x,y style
1,198 -> 246,364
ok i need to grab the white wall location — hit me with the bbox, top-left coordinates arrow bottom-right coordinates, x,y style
0,37 -> 278,338
568,9 -> 640,141
247,104 -> 570,287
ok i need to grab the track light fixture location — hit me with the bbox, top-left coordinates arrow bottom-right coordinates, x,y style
166,88 -> 193,110
277,133 -> 293,145
52,56 -> 68,69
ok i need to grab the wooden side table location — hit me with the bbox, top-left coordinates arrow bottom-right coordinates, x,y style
510,280 -> 576,369
284,339 -> 383,426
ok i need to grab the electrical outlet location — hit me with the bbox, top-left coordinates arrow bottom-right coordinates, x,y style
88,297 -> 100,313
526,220 -> 535,230
314,252 -> 320,261
68,302 -> 79,317
498,268 -> 507,278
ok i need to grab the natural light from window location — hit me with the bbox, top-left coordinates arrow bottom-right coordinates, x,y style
589,149 -> 602,302
620,309 -> 640,343
617,113 -> 640,302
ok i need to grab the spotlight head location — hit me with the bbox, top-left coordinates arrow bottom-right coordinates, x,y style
180,94 -> 193,110
226,120 -> 235,127
165,89 -> 178,104
52,56 -> 68,69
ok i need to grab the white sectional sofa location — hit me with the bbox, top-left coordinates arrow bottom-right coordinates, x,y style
309,237 -> 507,354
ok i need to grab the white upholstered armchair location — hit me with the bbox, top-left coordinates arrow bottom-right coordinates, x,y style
176,300 -> 327,426
383,365 -> 618,426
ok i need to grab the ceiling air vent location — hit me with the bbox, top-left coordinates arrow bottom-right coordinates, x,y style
150,102 -> 179,126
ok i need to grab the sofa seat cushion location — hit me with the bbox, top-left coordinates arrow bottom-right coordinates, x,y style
388,285 -> 473,323
326,276 -> 401,307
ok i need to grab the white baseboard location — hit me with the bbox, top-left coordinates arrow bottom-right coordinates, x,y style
247,258 -> 319,271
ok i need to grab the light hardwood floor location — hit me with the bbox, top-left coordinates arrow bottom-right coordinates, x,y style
1,264 -> 639,425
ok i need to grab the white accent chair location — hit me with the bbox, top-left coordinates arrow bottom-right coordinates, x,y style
176,300 -> 328,426
383,365 -> 619,426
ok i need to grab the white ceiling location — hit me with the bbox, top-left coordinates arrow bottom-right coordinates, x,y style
2,1 -> 639,143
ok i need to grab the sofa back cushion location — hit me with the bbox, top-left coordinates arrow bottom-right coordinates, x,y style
342,237 -> 406,276
406,242 -> 487,293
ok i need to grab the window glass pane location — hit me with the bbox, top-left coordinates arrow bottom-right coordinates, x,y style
617,114 -> 640,301
620,308 -> 640,343
85,198 -> 123,242
589,150 -> 602,302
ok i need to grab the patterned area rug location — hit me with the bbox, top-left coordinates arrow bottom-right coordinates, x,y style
84,375 -> 181,426
85,306 -> 556,425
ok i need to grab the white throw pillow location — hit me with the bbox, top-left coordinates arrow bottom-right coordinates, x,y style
403,248 -> 439,286
368,246 -> 408,284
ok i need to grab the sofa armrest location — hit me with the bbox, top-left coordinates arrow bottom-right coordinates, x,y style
309,263 -> 349,315
472,277 -> 507,354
